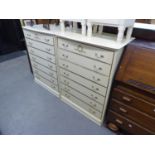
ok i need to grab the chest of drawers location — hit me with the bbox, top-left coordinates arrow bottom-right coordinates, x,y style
23,25 -> 131,125
23,30 -> 59,97
106,40 -> 155,134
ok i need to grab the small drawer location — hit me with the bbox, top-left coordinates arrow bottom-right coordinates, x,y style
60,76 -> 105,105
107,110 -> 154,135
59,59 -> 109,87
35,75 -> 58,91
29,54 -> 56,71
112,87 -> 155,117
60,68 -> 107,95
59,49 -> 111,76
61,90 -> 102,119
110,99 -> 155,132
24,30 -> 54,45
33,69 -> 58,86
58,38 -> 114,64
61,84 -> 104,112
28,46 -> 55,63
26,38 -> 55,54
31,62 -> 57,79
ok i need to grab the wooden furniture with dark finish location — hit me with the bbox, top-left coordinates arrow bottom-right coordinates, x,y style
106,40 -> 155,134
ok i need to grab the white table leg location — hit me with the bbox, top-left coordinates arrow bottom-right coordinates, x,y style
81,21 -> 86,36
60,20 -> 65,32
126,26 -> 133,41
98,26 -> 104,34
87,22 -> 92,37
117,26 -> 125,42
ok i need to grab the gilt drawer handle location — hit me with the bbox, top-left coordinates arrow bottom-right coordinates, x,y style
115,119 -> 123,125
46,48 -> 51,51
119,107 -> 127,113
45,39 -> 50,42
95,53 -> 105,58
122,96 -> 131,102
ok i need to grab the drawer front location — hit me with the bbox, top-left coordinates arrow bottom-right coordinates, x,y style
112,88 -> 155,117
59,59 -> 109,87
29,54 -> 57,71
60,76 -> 105,104
28,46 -> 55,63
35,74 -> 58,91
59,49 -> 111,76
58,38 -> 114,64
31,61 -> 57,79
26,38 -> 55,54
110,99 -> 155,132
33,69 -> 58,86
61,90 -> 102,119
107,110 -> 153,135
61,84 -> 104,112
60,68 -> 107,95
24,30 -> 54,45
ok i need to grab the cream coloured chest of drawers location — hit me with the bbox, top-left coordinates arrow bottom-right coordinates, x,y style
23,25 -> 133,125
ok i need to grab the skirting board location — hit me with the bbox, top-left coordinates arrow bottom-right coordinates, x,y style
34,78 -> 59,97
61,96 -> 103,126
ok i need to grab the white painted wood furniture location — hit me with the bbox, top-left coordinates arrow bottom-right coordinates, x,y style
87,19 -> 135,42
23,29 -> 59,97
60,19 -> 86,35
23,23 -> 134,125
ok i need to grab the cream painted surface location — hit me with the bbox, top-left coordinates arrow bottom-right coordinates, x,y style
23,24 -> 132,125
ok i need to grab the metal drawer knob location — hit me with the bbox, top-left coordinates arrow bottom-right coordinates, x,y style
119,107 -> 127,113
122,96 -> 131,102
115,119 -> 123,125
153,109 -> 155,112
128,124 -> 133,128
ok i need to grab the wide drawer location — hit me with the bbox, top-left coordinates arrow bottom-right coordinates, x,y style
61,84 -> 104,112
61,90 -> 102,119
59,59 -> 109,87
107,110 -> 154,135
60,68 -> 107,96
110,99 -> 155,132
29,54 -> 56,71
59,49 -> 111,76
33,69 -> 58,86
24,30 -> 54,45
31,61 -> 57,79
35,74 -> 58,91
60,76 -> 105,104
26,38 -> 55,54
112,87 -> 155,117
28,46 -> 55,63
58,38 -> 114,64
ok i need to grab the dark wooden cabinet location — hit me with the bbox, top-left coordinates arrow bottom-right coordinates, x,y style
106,40 -> 155,135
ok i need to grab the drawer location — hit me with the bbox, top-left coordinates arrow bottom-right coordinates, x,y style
33,69 -> 58,86
58,38 -> 114,64
60,76 -> 105,104
61,84 -> 104,112
110,99 -> 155,132
31,61 -> 57,79
35,74 -> 58,91
29,54 -> 56,71
24,30 -> 54,45
60,68 -> 107,95
112,87 -> 155,117
61,90 -> 102,119
59,49 -> 111,76
107,110 -> 154,135
26,38 -> 55,54
28,46 -> 55,63
59,59 -> 109,87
